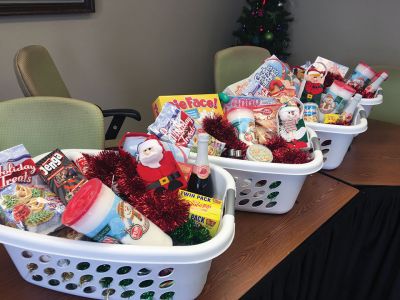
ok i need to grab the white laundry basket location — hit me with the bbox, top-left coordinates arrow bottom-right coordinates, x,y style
0,150 -> 236,300
306,106 -> 368,170
205,128 -> 323,214
359,88 -> 383,117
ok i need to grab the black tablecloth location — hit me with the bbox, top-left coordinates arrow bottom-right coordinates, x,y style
242,186 -> 400,300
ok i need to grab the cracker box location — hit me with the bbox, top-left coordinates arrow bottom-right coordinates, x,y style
152,94 -> 224,123
189,207 -> 221,238
178,190 -> 223,237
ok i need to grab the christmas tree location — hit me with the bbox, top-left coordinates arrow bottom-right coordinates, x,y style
233,0 -> 293,60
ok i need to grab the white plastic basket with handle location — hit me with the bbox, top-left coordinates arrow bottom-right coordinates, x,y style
359,88 -> 383,117
0,150 -> 236,300
204,128 -> 323,214
306,106 -> 368,170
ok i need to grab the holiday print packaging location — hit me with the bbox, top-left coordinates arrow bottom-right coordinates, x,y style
0,145 -> 64,234
148,102 -> 226,156
178,190 -> 223,238
277,99 -> 309,149
62,178 -> 173,246
152,94 -> 224,124
36,149 -> 88,204
346,62 -> 376,91
0,144 -> 38,189
224,55 -> 299,103
0,183 -> 64,234
223,95 -> 282,144
243,55 -> 297,100
314,56 -> 349,78
319,80 -> 356,121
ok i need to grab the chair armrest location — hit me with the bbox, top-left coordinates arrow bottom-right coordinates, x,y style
102,108 -> 141,140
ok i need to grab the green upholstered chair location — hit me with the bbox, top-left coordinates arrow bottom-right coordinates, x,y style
14,45 -> 141,141
368,65 -> 400,125
214,45 -> 271,93
0,97 -> 104,157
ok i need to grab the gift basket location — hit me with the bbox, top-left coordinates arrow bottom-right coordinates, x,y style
360,88 -> 383,117
206,129 -> 322,214
0,148 -> 236,300
306,106 -> 368,170
143,57 -> 325,215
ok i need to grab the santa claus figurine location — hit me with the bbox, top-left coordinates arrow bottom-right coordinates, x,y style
136,136 -> 187,193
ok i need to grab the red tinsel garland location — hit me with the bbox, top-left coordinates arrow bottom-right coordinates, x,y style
82,150 -> 189,233
265,135 -> 311,164
202,115 -> 248,158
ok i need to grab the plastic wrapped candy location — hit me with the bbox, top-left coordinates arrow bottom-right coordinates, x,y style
0,183 -> 64,234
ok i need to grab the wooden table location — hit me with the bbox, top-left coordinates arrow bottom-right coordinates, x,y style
323,119 -> 400,186
0,174 -> 357,300
198,173 -> 358,300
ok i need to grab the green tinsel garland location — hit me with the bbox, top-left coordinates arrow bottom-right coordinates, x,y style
169,219 -> 211,246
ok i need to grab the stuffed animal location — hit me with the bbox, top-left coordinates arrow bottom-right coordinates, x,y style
136,136 -> 187,193
277,100 -> 308,149
299,63 -> 327,105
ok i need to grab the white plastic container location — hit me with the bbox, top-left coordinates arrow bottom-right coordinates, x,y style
0,150 -> 236,300
359,88 -> 383,117
306,106 -> 368,170
203,128 -> 323,214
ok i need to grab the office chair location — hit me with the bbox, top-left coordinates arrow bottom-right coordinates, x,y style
214,45 -> 271,93
368,65 -> 400,125
0,97 -> 104,157
14,45 -> 141,141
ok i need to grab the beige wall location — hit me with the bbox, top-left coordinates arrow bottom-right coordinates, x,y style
288,0 -> 400,124
0,0 -> 245,132
289,0 -> 399,67
1,0 -> 398,130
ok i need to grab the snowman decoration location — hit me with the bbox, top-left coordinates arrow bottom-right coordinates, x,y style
278,100 -> 309,149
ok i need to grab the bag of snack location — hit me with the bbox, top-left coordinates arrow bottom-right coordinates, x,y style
0,144 -> 38,189
0,183 -> 64,234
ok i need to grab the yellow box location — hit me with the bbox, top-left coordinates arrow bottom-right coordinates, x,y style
178,190 -> 223,237
189,207 -> 221,238
152,94 -> 224,123
178,190 -> 223,213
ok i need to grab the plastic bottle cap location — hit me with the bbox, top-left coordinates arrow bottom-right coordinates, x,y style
62,178 -> 102,226
218,92 -> 231,104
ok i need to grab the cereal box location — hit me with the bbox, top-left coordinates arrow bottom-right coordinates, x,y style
152,94 -> 224,124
